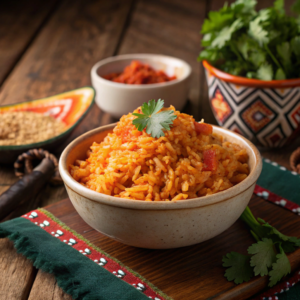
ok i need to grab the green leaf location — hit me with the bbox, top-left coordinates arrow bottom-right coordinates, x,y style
291,0 -> 300,14
141,99 -> 164,116
212,19 -> 244,48
223,252 -> 254,284
291,36 -> 300,56
132,99 -> 177,138
236,34 -> 252,60
257,9 -> 271,22
197,48 -> 219,62
232,0 -> 257,12
249,51 -> 266,67
275,68 -> 286,80
256,63 -> 273,80
246,71 -> 256,78
281,241 -> 297,253
277,42 -> 292,71
201,33 -> 213,47
248,238 -> 277,276
269,245 -> 291,287
146,110 -> 177,138
274,0 -> 285,14
248,17 -> 269,46
201,11 -> 234,34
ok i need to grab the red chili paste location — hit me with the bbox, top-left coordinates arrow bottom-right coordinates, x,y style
103,61 -> 177,84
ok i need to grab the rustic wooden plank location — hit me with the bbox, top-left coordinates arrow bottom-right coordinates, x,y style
44,194 -> 300,300
0,238 -> 37,300
0,0 -> 134,220
0,1 -> 133,297
0,0 -> 59,87
117,0 -> 208,121
28,270 -> 72,300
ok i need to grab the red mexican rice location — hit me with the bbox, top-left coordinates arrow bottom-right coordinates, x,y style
70,106 -> 249,201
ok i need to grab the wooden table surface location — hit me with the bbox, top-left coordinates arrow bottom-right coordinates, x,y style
0,0 -> 300,299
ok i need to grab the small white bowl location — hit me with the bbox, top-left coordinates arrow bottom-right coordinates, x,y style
59,124 -> 262,249
91,54 -> 192,118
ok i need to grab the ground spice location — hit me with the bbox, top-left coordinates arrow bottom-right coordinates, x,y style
0,111 -> 65,146
103,60 -> 177,84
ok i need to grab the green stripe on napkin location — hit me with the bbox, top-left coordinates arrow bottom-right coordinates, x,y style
257,159 -> 300,205
0,217 -> 149,300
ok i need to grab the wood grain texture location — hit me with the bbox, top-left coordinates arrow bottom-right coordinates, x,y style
0,0 -> 133,297
0,0 -> 134,219
28,270 -> 72,300
0,238 -> 37,300
117,0 -> 210,121
0,0 -> 59,87
45,196 -> 300,300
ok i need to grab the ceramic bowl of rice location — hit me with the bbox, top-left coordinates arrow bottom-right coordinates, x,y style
59,106 -> 262,249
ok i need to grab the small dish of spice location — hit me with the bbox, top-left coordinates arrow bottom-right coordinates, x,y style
0,111 -> 65,146
0,87 -> 95,164
91,54 -> 191,118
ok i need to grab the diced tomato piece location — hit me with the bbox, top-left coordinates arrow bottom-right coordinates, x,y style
194,122 -> 213,135
203,149 -> 218,171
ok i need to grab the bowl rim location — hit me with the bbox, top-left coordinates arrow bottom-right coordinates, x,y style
203,60 -> 300,88
0,86 -> 95,151
59,123 -> 262,210
91,53 -> 192,89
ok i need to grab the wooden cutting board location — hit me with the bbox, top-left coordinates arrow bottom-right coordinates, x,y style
46,194 -> 300,300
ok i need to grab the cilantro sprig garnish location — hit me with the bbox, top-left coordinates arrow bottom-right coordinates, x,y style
223,206 -> 299,286
132,99 -> 177,138
198,0 -> 300,80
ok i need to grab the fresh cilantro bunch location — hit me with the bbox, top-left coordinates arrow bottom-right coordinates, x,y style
132,99 -> 177,138
198,0 -> 300,80
223,206 -> 300,286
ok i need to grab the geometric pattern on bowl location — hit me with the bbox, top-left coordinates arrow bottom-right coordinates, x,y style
205,70 -> 300,147
240,98 -> 277,134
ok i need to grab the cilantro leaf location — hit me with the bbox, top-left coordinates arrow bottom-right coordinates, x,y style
258,218 -> 290,241
249,51 -> 266,68
248,17 -> 269,46
201,11 -> 234,34
274,0 -> 285,14
277,42 -> 292,71
248,238 -> 276,276
198,0 -> 300,80
146,110 -> 177,138
141,99 -> 164,116
222,252 -> 254,284
269,245 -> 291,287
275,68 -> 286,80
291,36 -> 300,57
256,63 -> 273,80
132,99 -> 177,138
291,0 -> 300,14
212,19 -> 243,48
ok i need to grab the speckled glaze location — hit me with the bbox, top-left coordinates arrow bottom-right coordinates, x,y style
91,54 -> 192,118
59,124 -> 262,249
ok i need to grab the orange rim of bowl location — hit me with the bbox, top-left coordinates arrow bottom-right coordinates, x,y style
202,60 -> 300,88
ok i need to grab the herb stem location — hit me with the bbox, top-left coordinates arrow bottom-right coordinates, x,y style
264,44 -> 282,70
230,43 -> 245,62
250,230 -> 260,242
240,206 -> 264,240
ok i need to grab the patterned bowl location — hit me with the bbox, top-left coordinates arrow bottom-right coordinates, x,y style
203,61 -> 300,148
0,87 -> 95,164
